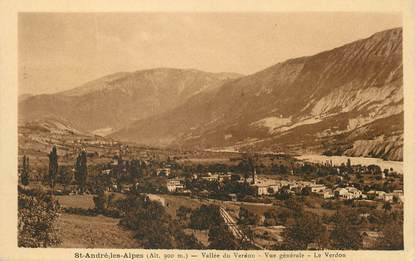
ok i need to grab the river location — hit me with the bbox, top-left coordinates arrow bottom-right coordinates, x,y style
295,154 -> 403,174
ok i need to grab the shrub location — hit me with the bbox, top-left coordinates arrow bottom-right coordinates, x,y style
118,194 -> 202,249
208,223 -> 238,250
377,221 -> 403,250
330,211 -> 362,249
238,207 -> 259,225
18,186 -> 61,247
189,204 -> 221,230
264,218 -> 277,227
282,212 -> 325,250
93,190 -> 115,213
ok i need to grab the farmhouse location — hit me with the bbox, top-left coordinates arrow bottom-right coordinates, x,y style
310,184 -> 326,193
334,187 -> 362,199
166,179 -> 184,192
317,188 -> 334,199
371,191 -> 394,202
251,177 -> 281,196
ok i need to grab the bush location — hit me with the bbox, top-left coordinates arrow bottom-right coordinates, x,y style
118,194 -> 202,249
264,218 -> 277,227
238,207 -> 259,225
18,186 -> 61,247
176,206 -> 192,226
282,212 -> 326,250
377,221 -> 403,250
330,211 -> 362,249
189,204 -> 222,230
93,190 -> 115,213
322,200 -> 341,210
208,223 -> 238,250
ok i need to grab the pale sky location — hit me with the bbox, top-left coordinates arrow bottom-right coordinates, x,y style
18,12 -> 402,95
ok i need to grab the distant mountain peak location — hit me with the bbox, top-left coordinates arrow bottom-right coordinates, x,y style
110,28 -> 403,161
19,67 -> 242,133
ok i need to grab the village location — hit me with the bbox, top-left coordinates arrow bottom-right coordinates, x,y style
82,144 -> 403,207
17,127 -> 404,250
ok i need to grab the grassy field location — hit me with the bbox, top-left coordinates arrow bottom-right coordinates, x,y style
54,194 -> 140,248
155,194 -> 207,218
56,213 -> 140,248
56,195 -> 95,209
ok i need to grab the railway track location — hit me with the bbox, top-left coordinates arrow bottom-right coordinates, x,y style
218,206 -> 264,250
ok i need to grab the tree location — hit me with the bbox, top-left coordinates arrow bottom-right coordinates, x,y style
383,202 -> 392,212
283,212 -> 325,250
118,194 -> 201,249
75,150 -> 88,193
330,211 -> 362,249
18,186 -> 60,247
48,146 -> 58,196
177,206 -> 192,225
377,221 -> 403,250
238,207 -> 259,225
129,159 -> 142,179
190,204 -> 222,230
368,164 -> 381,175
276,186 -> 291,200
346,159 -> 352,172
238,155 -> 255,183
301,186 -> 311,196
284,197 -> 304,215
59,166 -> 72,192
208,223 -> 238,249
21,155 -> 30,186
93,189 -> 114,213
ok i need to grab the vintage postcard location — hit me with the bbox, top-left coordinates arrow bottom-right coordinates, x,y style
1,0 -> 414,260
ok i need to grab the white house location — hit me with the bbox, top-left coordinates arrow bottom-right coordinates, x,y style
345,187 -> 362,199
318,188 -> 334,199
311,184 -> 326,193
334,187 -> 348,197
255,185 -> 271,196
334,187 -> 362,199
166,179 -> 184,192
251,178 -> 281,196
373,191 -> 394,202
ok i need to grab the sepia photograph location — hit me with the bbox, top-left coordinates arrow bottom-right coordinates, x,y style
0,1 -> 413,259
15,12 -> 406,251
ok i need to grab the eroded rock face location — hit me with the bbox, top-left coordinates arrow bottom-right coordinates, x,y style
111,28 -> 402,160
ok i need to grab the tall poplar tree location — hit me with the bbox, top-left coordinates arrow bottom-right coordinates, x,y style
48,146 -> 58,195
75,150 -> 88,193
21,155 -> 30,186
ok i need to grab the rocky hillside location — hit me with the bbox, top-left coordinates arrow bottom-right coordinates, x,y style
19,68 -> 241,135
112,28 -> 403,160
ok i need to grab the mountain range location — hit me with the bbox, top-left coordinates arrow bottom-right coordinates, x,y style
19,27 -> 403,161
19,69 -> 241,136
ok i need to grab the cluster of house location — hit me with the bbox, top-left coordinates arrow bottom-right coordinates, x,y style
367,189 -> 404,202
252,176 -> 404,202
251,178 -> 335,199
322,187 -> 403,202
162,171 -> 404,203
